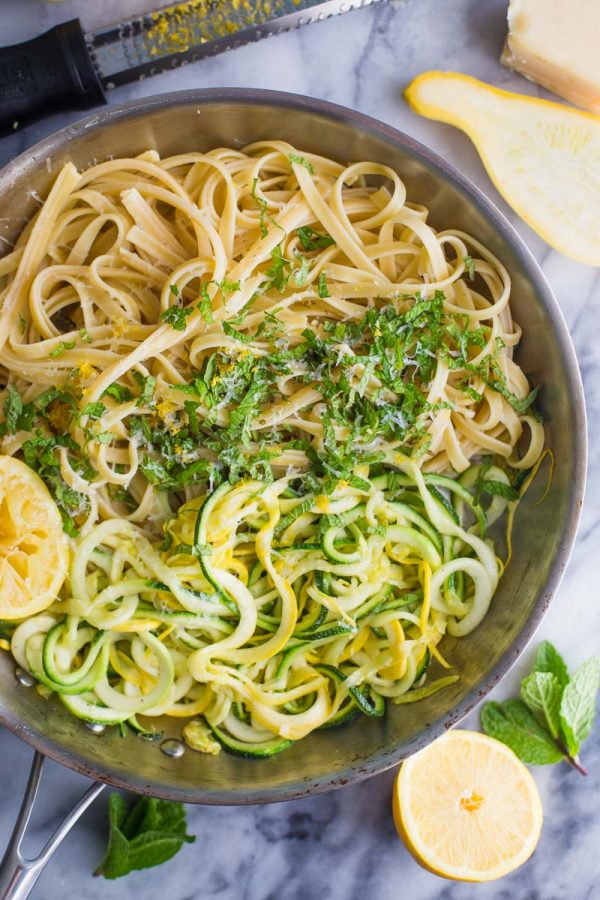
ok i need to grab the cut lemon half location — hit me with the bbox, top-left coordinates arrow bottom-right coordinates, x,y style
393,729 -> 542,882
0,455 -> 69,619
404,71 -> 600,265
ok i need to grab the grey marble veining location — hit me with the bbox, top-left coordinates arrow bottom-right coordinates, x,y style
1,0 -> 599,898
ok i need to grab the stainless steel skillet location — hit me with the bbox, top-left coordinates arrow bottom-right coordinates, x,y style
0,88 -> 587,898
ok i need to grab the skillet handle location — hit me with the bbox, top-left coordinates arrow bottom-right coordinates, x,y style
0,751 -> 105,900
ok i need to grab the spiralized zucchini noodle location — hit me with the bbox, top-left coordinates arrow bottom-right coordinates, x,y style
0,143 -> 544,755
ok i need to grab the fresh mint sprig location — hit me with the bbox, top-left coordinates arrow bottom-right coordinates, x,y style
95,793 -> 195,879
481,642 -> 599,775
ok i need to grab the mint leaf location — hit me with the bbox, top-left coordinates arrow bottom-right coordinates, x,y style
160,304 -> 194,331
289,152 -> 315,174
296,226 -> 335,251
520,671 -> 562,738
134,373 -> 157,408
480,699 -> 564,765
198,284 -> 215,324
49,340 -> 76,358
82,402 -> 106,420
216,278 -> 240,298
102,383 -> 133,404
534,640 -> 569,691
3,385 -> 23,434
317,271 -> 330,299
96,793 -> 195,880
559,657 -> 600,756
478,479 -> 519,501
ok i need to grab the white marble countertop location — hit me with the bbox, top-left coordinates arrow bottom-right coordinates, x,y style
0,0 -> 599,898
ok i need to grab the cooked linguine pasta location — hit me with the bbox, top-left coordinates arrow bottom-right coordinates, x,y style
0,143 -> 544,754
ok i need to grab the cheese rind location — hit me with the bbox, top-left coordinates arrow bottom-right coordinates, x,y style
501,0 -> 600,114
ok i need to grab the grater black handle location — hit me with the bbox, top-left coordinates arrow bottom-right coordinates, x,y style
0,19 -> 106,136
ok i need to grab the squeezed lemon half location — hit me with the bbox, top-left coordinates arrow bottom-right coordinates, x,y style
393,729 -> 543,882
0,456 -> 69,619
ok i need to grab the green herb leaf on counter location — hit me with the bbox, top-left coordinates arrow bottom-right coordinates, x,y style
217,278 -> 240,298
96,793 -> 195,880
480,700 -> 564,765
3,385 -> 23,433
520,671 -> 562,738
559,657 -> 600,756
534,640 -> 570,690
481,642 -> 599,775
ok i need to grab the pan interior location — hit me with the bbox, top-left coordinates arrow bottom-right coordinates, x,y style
0,91 -> 585,803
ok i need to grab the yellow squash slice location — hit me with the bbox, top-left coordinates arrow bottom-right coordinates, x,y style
393,729 -> 543,882
405,71 -> 600,265
0,456 -> 69,619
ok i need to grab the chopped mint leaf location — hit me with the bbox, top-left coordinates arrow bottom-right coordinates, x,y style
198,284 -> 215,324
3,385 -> 23,434
464,255 -> 475,279
289,153 -> 315,174
317,271 -> 330,298
133,373 -> 157,408
102,383 -> 133,403
217,278 -> 240,298
251,177 -> 284,238
222,322 -> 252,343
264,244 -> 291,293
49,340 -> 76,358
82,402 -> 106,420
477,478 -> 519,501
296,226 -> 335,252
160,304 -> 193,331
292,253 -> 310,287
521,671 -> 562,738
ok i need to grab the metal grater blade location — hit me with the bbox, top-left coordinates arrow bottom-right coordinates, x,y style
88,0 -> 384,89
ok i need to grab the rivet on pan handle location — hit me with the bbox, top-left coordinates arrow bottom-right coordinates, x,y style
0,751 -> 105,900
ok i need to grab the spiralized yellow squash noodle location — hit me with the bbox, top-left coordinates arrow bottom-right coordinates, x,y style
0,142 -> 544,755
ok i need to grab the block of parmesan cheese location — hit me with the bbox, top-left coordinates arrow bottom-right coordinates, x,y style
501,0 -> 600,114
